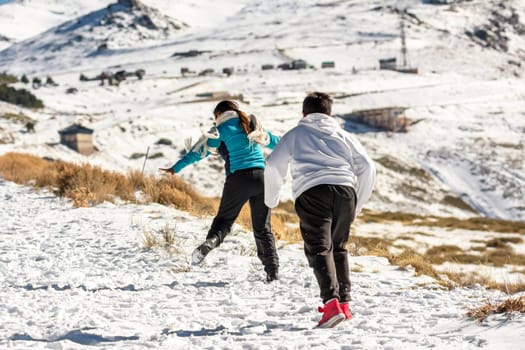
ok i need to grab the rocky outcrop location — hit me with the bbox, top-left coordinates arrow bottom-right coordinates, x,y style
96,0 -> 186,49
466,2 -> 525,52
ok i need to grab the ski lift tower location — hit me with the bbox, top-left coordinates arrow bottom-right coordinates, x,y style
400,14 -> 408,68
396,13 -> 418,74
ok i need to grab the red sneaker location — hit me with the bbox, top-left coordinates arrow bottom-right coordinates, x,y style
340,302 -> 353,320
316,299 -> 345,328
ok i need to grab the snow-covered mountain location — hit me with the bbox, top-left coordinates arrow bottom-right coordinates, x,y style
0,0 -> 524,221
0,0 -> 187,67
0,0 -> 113,50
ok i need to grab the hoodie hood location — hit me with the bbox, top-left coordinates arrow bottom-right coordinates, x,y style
299,113 -> 340,135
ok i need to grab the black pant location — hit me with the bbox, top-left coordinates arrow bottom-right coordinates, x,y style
207,168 -> 279,275
295,184 -> 356,303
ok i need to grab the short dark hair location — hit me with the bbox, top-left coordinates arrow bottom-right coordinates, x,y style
302,92 -> 333,115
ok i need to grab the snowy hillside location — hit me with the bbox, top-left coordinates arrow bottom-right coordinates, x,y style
1,0 -> 524,221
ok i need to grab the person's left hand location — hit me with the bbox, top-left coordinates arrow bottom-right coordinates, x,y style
159,167 -> 175,175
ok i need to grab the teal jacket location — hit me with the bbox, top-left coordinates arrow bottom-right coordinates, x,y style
171,118 -> 279,175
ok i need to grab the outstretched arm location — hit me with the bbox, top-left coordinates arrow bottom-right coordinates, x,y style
265,130 -> 280,150
160,131 -> 220,174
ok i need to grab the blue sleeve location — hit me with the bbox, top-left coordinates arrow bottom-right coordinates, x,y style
265,130 -> 280,150
171,149 -> 210,173
206,136 -> 221,150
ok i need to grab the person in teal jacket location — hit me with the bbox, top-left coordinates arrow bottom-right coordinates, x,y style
160,100 -> 280,282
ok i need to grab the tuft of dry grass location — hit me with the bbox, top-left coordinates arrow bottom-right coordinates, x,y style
141,225 -> 186,256
141,231 -> 160,249
425,245 -> 464,264
390,249 -> 441,280
347,235 -> 393,257
441,195 -> 477,213
467,295 -> 525,321
486,237 -> 523,247
160,225 -> 177,246
375,155 -> 433,182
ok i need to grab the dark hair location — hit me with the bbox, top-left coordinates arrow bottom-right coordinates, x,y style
213,100 -> 252,135
302,92 -> 333,115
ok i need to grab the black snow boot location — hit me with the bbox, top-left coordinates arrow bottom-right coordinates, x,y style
266,271 -> 279,283
192,235 -> 220,265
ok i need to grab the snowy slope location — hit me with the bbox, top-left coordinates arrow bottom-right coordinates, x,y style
1,180 -> 524,349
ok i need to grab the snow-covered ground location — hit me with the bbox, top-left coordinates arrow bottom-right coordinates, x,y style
1,180 -> 524,349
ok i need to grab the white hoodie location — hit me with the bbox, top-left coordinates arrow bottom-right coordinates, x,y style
264,113 -> 375,214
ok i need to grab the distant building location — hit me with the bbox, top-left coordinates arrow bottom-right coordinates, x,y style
291,59 -> 307,70
379,58 -> 397,70
422,0 -> 455,4
222,67 -> 234,76
58,124 -> 95,155
277,63 -> 292,70
198,68 -> 214,76
192,91 -> 246,103
321,61 -> 335,68
341,107 -> 410,132
379,58 -> 418,74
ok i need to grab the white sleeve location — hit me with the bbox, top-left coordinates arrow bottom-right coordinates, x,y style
349,135 -> 376,215
264,132 -> 293,208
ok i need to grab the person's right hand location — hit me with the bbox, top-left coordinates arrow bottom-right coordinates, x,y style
159,167 -> 175,175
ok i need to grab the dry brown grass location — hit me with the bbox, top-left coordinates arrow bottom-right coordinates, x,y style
445,272 -> 525,294
0,152 -> 300,240
486,237 -> 523,247
347,235 -> 525,292
1,112 -> 35,125
360,209 -> 525,234
390,249 -> 442,281
0,152 -> 51,184
422,243 -> 525,267
348,235 -> 393,257
0,152 -> 212,211
467,295 -> 525,321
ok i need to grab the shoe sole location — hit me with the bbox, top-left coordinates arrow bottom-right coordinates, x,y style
191,243 -> 214,265
191,249 -> 205,265
316,313 -> 346,329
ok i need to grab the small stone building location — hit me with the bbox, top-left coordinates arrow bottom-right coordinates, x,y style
58,124 -> 95,155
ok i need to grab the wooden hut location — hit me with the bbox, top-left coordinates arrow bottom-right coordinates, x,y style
341,107 -> 410,132
58,124 -> 95,155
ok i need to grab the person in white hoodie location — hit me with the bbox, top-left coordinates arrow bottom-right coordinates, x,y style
264,92 -> 375,328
